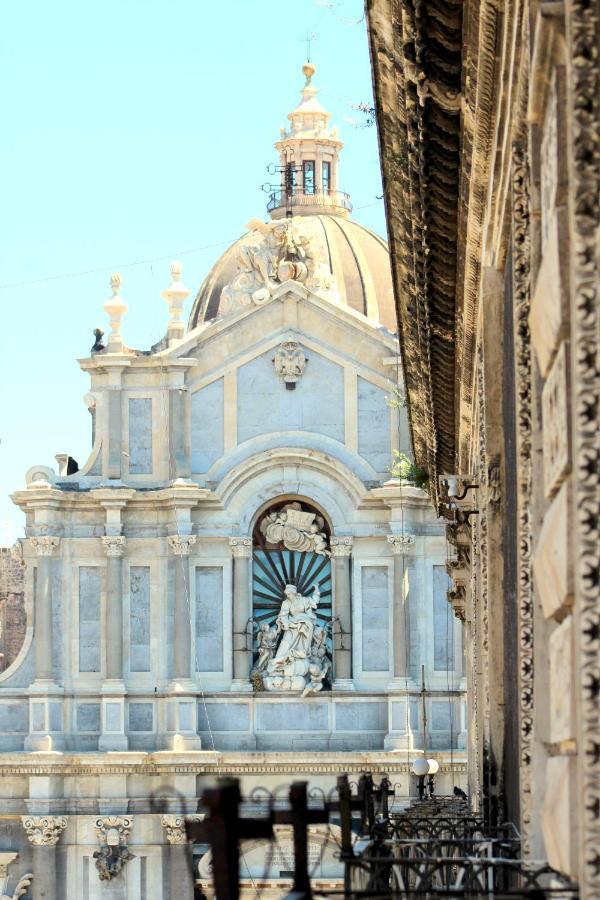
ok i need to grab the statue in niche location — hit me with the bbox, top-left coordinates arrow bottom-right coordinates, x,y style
260,502 -> 330,556
261,585 -> 331,694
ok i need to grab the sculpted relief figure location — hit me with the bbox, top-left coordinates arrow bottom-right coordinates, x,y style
219,219 -> 339,316
259,502 -> 330,556
258,585 -> 332,694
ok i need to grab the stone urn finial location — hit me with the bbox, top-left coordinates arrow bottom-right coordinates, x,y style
103,273 -> 127,353
162,260 -> 190,345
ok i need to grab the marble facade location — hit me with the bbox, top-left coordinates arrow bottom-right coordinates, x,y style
0,64 -> 466,897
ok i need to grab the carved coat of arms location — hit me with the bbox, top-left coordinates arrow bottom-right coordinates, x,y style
273,341 -> 307,389
259,502 -> 330,556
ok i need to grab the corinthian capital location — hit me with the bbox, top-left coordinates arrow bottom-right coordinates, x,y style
387,534 -> 415,554
168,535 -> 197,556
22,815 -> 67,846
101,535 -> 126,557
30,536 -> 60,557
160,814 -> 203,844
229,537 -> 252,558
330,537 -> 353,558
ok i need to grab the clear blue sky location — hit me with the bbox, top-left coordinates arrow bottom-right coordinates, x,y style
0,0 -> 385,544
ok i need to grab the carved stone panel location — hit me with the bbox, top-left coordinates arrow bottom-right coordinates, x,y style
542,340 -> 571,497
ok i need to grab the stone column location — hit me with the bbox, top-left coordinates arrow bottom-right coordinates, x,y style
330,537 -> 354,691
102,537 -> 126,681
99,536 -> 128,752
22,816 -> 67,900
229,538 -> 253,691
30,537 -> 60,683
165,536 -> 201,750
384,534 -> 416,750
168,535 -> 197,683
26,537 -> 64,752
387,534 -> 415,686
161,816 -> 199,899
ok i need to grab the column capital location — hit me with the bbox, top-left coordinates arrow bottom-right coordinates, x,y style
168,534 -> 197,556
161,814 -> 204,845
22,815 -> 67,846
30,536 -> 60,557
330,537 -> 353,557
229,537 -> 252,558
387,534 -> 416,554
101,535 -> 126,557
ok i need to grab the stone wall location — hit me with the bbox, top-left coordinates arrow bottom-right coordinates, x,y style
0,546 -> 26,672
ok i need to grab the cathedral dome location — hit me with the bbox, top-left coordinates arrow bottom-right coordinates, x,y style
188,214 -> 396,332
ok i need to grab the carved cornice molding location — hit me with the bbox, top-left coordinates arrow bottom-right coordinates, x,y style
167,535 -> 197,557
387,534 -> 416,554
330,537 -> 353,558
22,815 -> 67,846
30,536 -> 60,558
101,536 -> 126,558
229,537 -> 252,559
161,814 -> 204,845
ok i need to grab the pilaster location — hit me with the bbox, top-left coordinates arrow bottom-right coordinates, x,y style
22,816 -> 67,900
229,537 -> 253,692
164,535 -> 201,750
384,533 -> 416,749
330,537 -> 354,691
26,536 -> 64,752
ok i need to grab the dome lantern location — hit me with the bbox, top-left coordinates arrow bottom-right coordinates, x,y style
268,63 -> 351,220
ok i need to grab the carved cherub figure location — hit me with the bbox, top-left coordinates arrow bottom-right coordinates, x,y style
255,622 -> 280,671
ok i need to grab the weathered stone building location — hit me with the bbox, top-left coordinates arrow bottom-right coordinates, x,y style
0,65 -> 466,898
368,0 -> 599,892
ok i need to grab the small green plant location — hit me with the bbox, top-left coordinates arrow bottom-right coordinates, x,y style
390,450 -> 429,489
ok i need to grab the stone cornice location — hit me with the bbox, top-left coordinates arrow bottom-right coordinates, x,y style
0,752 -> 466,778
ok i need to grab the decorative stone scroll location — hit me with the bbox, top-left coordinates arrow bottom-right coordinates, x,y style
21,816 -> 67,846
229,537 -> 252,558
101,536 -> 126,557
330,537 -> 353,557
273,341 -> 307,389
93,817 -> 134,881
30,537 -> 60,558
387,534 -> 415,553
167,535 -> 197,557
161,814 -> 204,845
260,502 -> 330,556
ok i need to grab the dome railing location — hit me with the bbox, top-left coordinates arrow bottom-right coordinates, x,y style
267,189 -> 353,214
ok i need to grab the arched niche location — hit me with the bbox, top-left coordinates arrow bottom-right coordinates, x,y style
250,497 -> 333,693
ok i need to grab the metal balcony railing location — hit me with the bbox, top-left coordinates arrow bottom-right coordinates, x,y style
267,189 -> 353,214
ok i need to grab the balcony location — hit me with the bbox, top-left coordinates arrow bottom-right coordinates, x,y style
267,188 -> 353,219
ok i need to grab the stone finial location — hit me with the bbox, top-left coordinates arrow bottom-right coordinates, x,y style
387,534 -> 416,554
167,535 -> 197,556
162,261 -> 191,344
101,536 -> 126,557
103,272 -> 127,352
22,816 -> 67,846
302,61 -> 316,86
330,537 -> 353,558
229,537 -> 252,558
30,536 -> 60,557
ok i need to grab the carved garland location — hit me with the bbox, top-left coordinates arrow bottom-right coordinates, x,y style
567,0 -> 600,892
476,346 -> 491,821
512,143 -> 534,857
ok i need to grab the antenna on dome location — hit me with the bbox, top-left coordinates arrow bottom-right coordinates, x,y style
261,146 -> 301,219
302,30 -> 318,63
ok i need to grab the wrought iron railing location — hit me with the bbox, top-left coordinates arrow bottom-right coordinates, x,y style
267,189 -> 353,214
185,774 -> 579,900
